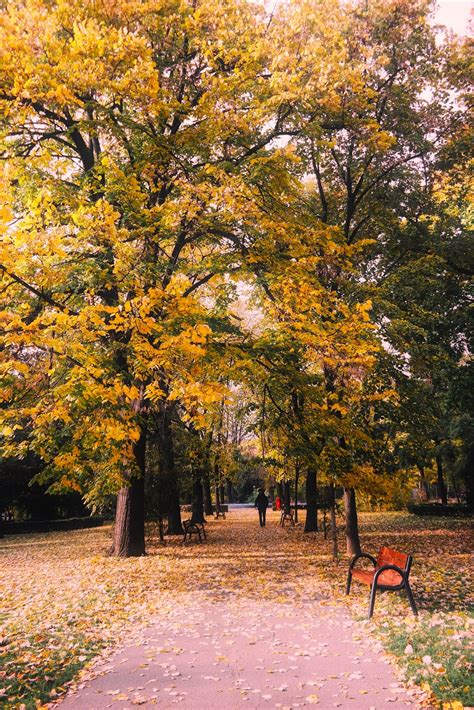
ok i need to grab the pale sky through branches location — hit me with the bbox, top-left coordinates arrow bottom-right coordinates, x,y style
263,0 -> 472,35
436,0 -> 472,34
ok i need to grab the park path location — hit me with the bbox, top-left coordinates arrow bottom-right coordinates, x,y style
57,509 -> 420,710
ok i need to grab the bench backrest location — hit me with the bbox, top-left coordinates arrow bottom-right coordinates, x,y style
376,546 -> 411,574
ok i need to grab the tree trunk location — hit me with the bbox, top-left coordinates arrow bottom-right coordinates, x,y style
344,487 -> 361,555
220,484 -> 226,504
110,427 -> 146,557
283,480 -> 291,513
159,403 -> 183,535
294,463 -> 300,523
191,474 -> 205,523
329,483 -> 338,560
304,468 -> 318,532
203,472 -> 213,516
436,454 -> 448,505
214,481 -> 221,514
226,478 -> 233,503
418,465 -> 429,501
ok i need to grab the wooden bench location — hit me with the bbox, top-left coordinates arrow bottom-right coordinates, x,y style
182,519 -> 206,544
346,546 -> 418,618
279,509 -> 295,527
214,505 -> 227,520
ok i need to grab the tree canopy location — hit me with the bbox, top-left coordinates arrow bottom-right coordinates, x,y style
1,0 -> 471,554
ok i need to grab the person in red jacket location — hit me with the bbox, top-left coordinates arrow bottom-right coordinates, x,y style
255,488 -> 269,527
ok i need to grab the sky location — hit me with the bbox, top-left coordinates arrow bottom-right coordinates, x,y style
436,1 -> 472,34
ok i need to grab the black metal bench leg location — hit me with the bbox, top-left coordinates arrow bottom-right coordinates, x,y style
404,581 -> 418,616
368,582 -> 377,618
346,571 -> 352,595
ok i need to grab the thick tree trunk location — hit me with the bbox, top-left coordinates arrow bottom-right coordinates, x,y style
344,487 -> 361,555
110,427 -> 146,557
329,483 -> 338,560
226,478 -> 233,503
304,468 -> 318,532
436,454 -> 448,505
203,472 -> 213,516
191,474 -> 205,523
219,484 -> 225,504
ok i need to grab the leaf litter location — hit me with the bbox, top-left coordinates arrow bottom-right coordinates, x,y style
0,509 -> 472,708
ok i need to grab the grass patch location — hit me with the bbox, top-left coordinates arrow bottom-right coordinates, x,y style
2,637 -> 100,709
378,613 -> 473,707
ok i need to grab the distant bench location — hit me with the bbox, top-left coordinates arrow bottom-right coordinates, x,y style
279,509 -> 295,527
346,546 -> 418,618
182,519 -> 207,544
214,505 -> 227,519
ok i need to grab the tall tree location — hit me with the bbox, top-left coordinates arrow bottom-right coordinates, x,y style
0,0 -> 294,555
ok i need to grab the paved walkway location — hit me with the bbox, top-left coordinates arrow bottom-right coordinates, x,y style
58,511 -> 420,710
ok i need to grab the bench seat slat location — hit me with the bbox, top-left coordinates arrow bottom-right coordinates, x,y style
352,568 -> 403,587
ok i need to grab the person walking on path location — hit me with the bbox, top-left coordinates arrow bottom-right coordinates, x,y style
255,488 -> 269,527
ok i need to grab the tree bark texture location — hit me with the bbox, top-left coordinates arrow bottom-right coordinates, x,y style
110,427 -> 146,557
304,468 -> 318,532
344,487 -> 361,555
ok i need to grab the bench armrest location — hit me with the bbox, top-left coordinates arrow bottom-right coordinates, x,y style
373,563 -> 405,584
349,553 -> 376,571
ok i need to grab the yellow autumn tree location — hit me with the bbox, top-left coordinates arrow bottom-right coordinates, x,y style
0,0 -> 314,555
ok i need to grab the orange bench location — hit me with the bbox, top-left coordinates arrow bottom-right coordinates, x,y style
346,546 -> 418,618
